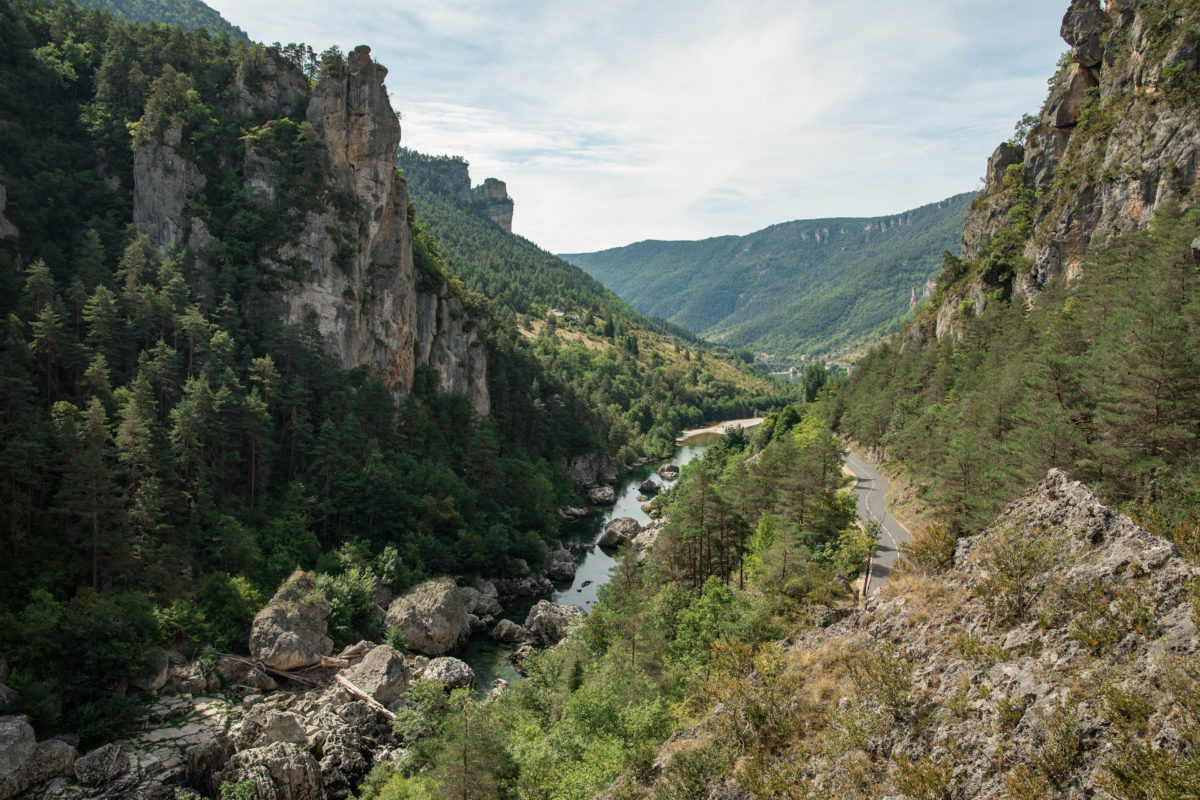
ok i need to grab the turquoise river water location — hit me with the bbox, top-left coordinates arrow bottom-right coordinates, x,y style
461,432 -> 724,693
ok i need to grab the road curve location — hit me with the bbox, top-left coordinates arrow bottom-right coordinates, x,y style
843,451 -> 912,595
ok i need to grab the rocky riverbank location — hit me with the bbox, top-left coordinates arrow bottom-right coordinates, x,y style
0,561 -> 593,800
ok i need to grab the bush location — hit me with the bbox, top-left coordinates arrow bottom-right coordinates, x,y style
976,524 -> 1061,622
891,753 -> 957,800
1032,699 -> 1084,787
650,739 -> 733,800
899,523 -> 957,575
315,566 -> 381,648
197,573 -> 267,652
845,641 -> 913,719
1,588 -> 162,738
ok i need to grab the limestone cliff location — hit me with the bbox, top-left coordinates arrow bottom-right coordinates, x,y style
414,290 -> 489,415
472,178 -> 514,232
130,46 -> 488,413
961,0 -> 1199,301
131,119 -> 208,252
271,45 -> 421,403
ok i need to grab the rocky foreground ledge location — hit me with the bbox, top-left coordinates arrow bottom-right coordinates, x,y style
623,469 -> 1199,799
0,565 -> 589,800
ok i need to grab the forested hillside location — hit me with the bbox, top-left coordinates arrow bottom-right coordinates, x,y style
838,0 -> 1200,538
563,193 -> 973,359
77,0 -> 248,40
399,148 -> 793,459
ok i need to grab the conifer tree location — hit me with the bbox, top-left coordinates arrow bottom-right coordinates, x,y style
54,397 -> 126,589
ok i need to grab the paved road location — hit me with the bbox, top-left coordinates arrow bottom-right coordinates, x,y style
844,451 -> 912,596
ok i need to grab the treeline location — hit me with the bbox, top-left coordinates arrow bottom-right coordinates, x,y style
357,399 -> 869,800
837,203 -> 1200,536
77,0 -> 249,41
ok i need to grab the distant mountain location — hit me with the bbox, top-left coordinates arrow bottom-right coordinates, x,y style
563,193 -> 974,359
77,0 -> 249,41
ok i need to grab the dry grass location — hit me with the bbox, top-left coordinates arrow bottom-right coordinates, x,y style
518,320 -> 611,350
879,573 -> 963,626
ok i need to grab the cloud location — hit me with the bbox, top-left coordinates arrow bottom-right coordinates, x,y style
205,0 -> 1069,252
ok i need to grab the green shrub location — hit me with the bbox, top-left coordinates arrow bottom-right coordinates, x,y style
845,641 -> 913,719
650,740 -> 734,800
975,524 -> 1061,622
891,753 -> 957,800
899,523 -> 958,575
315,566 -> 380,648
197,573 -> 267,652
1032,699 -> 1084,787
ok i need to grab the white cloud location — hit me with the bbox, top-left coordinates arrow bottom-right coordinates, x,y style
205,0 -> 1068,252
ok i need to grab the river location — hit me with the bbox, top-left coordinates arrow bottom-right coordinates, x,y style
461,420 -> 761,694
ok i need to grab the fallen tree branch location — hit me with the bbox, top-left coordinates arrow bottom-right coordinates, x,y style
334,674 -> 396,719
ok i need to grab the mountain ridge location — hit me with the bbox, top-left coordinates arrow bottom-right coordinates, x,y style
562,192 -> 974,359
77,0 -> 249,41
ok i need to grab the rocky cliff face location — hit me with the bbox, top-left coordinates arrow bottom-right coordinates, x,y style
414,291 -> 489,414
961,0 -> 1199,302
0,183 -> 18,240
130,46 -> 488,412
271,45 -> 421,403
472,177 -> 514,232
132,119 -> 208,251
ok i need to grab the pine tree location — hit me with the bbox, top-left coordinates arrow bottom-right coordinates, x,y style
54,397 -> 126,589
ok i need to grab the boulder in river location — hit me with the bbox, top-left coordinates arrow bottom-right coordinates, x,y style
638,478 -> 660,494
249,571 -> 334,672
524,600 -> 586,647
490,619 -> 533,645
420,657 -> 476,690
557,505 -> 591,520
546,543 -> 576,581
385,578 -> 470,656
491,566 -> 553,599
657,463 -> 680,479
600,517 -> 641,548
509,645 -> 537,676
588,485 -> 617,505
460,579 -> 502,617
339,644 -> 410,705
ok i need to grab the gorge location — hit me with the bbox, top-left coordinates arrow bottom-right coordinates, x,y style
1,1 -> 1199,800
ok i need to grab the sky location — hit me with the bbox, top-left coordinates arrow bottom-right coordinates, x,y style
205,0 -> 1070,253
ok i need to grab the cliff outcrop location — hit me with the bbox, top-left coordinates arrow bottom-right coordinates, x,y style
472,177 -> 514,232
131,119 -> 207,252
131,46 -> 488,412
944,0 -> 1199,332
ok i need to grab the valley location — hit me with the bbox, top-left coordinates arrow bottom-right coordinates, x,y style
1,1 -> 1199,800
